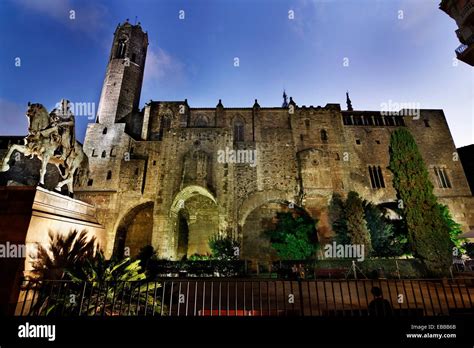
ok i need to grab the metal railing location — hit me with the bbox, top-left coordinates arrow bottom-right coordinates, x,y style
15,278 -> 474,317
139,258 -> 427,279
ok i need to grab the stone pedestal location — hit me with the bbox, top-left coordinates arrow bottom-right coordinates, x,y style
0,186 -> 105,315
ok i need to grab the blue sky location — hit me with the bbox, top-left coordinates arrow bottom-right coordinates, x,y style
0,0 -> 472,147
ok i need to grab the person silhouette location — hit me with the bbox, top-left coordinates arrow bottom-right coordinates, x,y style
368,286 -> 393,316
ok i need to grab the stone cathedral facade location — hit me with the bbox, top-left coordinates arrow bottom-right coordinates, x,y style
74,21 -> 474,260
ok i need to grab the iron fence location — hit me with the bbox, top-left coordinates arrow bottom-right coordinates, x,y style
142,258 -> 426,279
15,278 -> 474,317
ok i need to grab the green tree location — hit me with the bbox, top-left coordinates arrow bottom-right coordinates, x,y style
329,193 -> 350,245
389,128 -> 453,276
265,211 -> 317,260
345,191 -> 372,255
207,234 -> 241,277
439,204 -> 466,255
364,202 -> 393,256
363,202 -> 407,257
209,234 -> 240,260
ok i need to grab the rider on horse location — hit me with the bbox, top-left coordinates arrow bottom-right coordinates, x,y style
1,101 -> 88,195
38,99 -> 76,162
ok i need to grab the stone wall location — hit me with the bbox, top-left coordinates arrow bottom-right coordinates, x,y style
0,186 -> 105,314
76,101 -> 474,261
68,22 -> 474,261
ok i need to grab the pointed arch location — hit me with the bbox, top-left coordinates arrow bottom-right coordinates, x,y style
169,185 -> 219,258
238,189 -> 294,227
113,201 -> 154,258
233,117 -> 245,142
320,129 -> 328,142
195,115 -> 209,127
170,185 -> 217,217
159,115 -> 171,140
116,39 -> 127,58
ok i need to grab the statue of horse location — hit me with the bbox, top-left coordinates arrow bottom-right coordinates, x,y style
0,102 -> 89,196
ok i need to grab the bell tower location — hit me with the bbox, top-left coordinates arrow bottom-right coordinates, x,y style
97,20 -> 148,125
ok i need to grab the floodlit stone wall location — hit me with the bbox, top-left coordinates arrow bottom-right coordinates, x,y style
76,101 -> 474,260
56,22 -> 474,260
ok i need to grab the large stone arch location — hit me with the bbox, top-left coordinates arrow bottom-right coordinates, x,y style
169,185 -> 219,259
170,185 -> 217,216
113,201 -> 154,258
237,189 -> 295,227
238,190 -> 317,260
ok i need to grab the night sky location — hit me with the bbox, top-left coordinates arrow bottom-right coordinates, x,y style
0,0 -> 472,147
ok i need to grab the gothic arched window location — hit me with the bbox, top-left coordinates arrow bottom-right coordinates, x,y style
180,112 -> 187,127
321,129 -> 328,142
116,39 -> 127,59
434,167 -> 451,188
159,116 -> 171,140
162,117 -> 171,129
195,116 -> 208,127
234,119 -> 244,142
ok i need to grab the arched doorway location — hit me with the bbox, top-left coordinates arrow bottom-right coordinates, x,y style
170,185 -> 219,259
240,198 -> 317,261
177,209 -> 190,258
114,202 -> 154,258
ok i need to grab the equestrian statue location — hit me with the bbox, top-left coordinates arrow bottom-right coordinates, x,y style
0,100 -> 89,196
